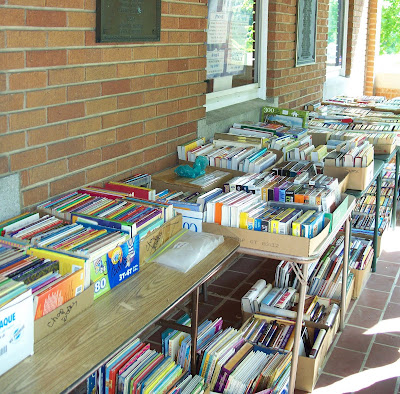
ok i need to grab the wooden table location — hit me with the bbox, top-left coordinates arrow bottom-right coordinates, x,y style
0,237 -> 239,393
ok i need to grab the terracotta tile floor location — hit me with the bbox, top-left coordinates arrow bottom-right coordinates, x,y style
142,224 -> 400,394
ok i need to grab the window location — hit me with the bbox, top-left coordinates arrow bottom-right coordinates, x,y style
327,0 -> 348,74
205,0 -> 267,111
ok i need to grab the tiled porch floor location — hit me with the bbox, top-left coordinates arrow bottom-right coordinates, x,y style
144,224 -> 400,393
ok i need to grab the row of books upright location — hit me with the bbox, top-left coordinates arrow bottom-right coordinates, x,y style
161,315 -> 291,394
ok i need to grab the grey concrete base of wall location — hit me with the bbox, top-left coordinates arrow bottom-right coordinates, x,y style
0,174 -> 21,221
197,98 -> 278,141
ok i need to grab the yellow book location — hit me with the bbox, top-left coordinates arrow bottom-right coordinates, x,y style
270,209 -> 294,234
292,210 -> 316,236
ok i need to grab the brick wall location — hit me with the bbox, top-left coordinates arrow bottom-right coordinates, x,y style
0,0 -> 207,210
266,0 -> 329,109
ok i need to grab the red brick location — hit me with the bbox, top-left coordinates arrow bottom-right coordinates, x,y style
144,88 -> 167,104
50,172 -> 86,196
86,161 -> 116,183
157,100 -> 179,116
102,48 -> 132,62
48,138 -> 85,160
0,93 -> 24,112
143,145 -> 168,162
26,87 -> 66,108
68,117 -> 102,137
0,52 -> 24,70
28,159 -> 68,185
48,103 -> 85,123
10,147 -> 47,171
68,48 -> 102,65
47,0 -> 84,8
23,185 -> 49,208
67,11 -> 95,27
7,30 -> 47,48
116,123 -> 143,141
10,109 -> 46,131
28,124 -> 68,146
102,79 -> 131,96
168,59 -> 189,72
67,83 -> 101,101
144,117 -> 168,133
86,65 -> 117,81
85,130 -> 116,149
133,47 -> 157,60
27,50 -> 67,68
157,46 -> 180,58
168,86 -> 188,99
145,61 -> 169,75
0,156 -> 8,174
49,68 -> 85,86
102,110 -> 131,129
48,31 -> 85,47
86,97 -> 117,115
1,8 -> 25,26
156,128 -> 178,144
116,152 -> 144,173
102,141 -> 132,161
117,63 -> 145,78
68,150 -> 102,172
27,10 -> 67,27
117,93 -> 144,109
0,132 -> 25,154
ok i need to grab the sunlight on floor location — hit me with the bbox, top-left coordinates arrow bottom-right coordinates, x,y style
313,359 -> 400,394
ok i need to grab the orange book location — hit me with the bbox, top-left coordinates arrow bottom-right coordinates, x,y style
34,268 -> 85,320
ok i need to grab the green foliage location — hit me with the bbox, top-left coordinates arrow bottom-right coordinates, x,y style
380,0 -> 400,54
328,0 -> 339,45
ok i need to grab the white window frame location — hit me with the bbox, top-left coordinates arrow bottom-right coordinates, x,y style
205,0 -> 268,112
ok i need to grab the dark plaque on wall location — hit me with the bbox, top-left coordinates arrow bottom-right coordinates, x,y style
296,0 -> 318,66
96,0 -> 161,42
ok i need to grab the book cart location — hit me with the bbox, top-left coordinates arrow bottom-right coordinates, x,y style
346,146 -> 399,272
0,236 -> 240,392
204,195 -> 356,394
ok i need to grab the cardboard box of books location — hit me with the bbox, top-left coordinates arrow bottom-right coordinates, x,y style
28,234 -> 140,300
244,311 -> 339,392
151,166 -> 235,194
0,290 -> 34,376
323,160 -> 374,191
203,218 -> 331,257
139,215 -> 182,263
34,284 -> 94,343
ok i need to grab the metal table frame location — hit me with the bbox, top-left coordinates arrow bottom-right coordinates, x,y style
347,147 -> 399,272
238,196 -> 356,394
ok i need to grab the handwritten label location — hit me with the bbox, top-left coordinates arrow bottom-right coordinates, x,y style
46,300 -> 78,328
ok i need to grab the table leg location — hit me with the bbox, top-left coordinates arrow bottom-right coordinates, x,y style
288,263 -> 308,394
190,286 -> 199,374
341,217 -> 350,331
392,148 -> 399,229
373,172 -> 382,272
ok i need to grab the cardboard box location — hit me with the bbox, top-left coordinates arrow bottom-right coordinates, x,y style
203,218 -> 331,257
178,149 -> 284,176
0,291 -> 34,376
139,215 -> 182,264
323,160 -> 374,191
151,166 -> 235,194
309,131 -> 331,147
34,285 -> 94,343
28,235 -> 140,300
